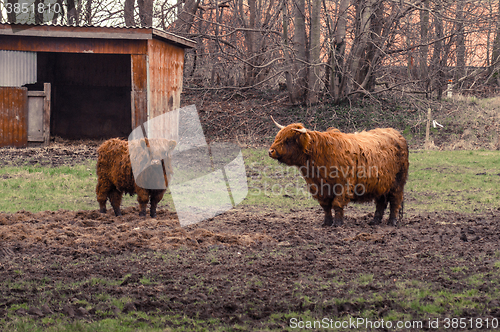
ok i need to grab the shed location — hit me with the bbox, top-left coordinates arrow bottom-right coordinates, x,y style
0,23 -> 195,147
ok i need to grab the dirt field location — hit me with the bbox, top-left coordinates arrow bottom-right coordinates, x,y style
1,144 -> 500,330
1,205 -> 500,329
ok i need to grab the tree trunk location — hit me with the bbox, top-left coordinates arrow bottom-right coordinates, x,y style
124,0 -> 135,26
307,0 -> 321,105
7,0 -> 17,23
34,0 -> 44,24
491,0 -> 500,84
349,0 -> 373,94
419,0 -> 429,96
170,0 -> 200,34
293,0 -> 308,101
361,0 -> 382,92
67,0 -> 78,25
431,3 -> 444,99
282,0 -> 297,103
241,0 -> 258,86
85,0 -> 93,24
138,0 -> 153,27
331,0 -> 349,102
455,0 -> 466,88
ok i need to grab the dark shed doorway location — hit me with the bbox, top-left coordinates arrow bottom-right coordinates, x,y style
36,52 -> 132,139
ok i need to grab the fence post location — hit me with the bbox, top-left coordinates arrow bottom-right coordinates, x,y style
425,108 -> 433,150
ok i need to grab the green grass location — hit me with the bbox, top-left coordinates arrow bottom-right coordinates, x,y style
2,315 -> 229,332
242,148 -> 500,214
407,150 -> 500,213
0,161 -> 139,213
1,149 -> 499,214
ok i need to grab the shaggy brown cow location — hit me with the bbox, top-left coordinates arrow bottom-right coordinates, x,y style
268,118 -> 409,227
96,138 -> 177,217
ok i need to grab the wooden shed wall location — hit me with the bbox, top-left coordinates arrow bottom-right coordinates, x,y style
0,35 -> 148,55
0,25 -> 193,142
147,38 -> 184,140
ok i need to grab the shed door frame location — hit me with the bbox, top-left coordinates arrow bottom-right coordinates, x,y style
27,82 -> 51,146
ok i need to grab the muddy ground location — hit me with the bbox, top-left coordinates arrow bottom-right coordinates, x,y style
1,143 -> 500,330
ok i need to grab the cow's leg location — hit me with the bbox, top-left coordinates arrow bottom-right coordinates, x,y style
109,189 -> 123,216
136,188 -> 149,217
319,199 -> 333,227
332,198 -> 347,227
388,191 -> 404,226
332,206 -> 344,227
149,190 -> 165,218
96,181 -> 112,213
369,195 -> 388,225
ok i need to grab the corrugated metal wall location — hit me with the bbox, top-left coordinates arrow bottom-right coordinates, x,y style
0,51 -> 37,87
0,87 -> 28,147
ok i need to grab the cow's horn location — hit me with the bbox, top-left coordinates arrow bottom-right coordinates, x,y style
271,116 -> 285,129
293,127 -> 308,134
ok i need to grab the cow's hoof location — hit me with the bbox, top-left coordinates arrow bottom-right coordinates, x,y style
333,218 -> 344,227
388,218 -> 398,227
322,216 -> 333,227
150,212 -> 157,218
139,211 -> 146,217
99,208 -> 107,214
368,216 -> 382,226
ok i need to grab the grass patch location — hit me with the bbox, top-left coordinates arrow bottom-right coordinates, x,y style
1,314 -> 230,332
242,148 -> 500,214
0,161 -> 134,213
1,148 -> 500,214
407,150 -> 500,213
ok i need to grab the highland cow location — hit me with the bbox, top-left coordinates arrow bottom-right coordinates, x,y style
268,117 -> 409,227
96,138 -> 177,217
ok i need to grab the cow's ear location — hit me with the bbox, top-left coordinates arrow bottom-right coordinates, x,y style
168,140 -> 177,151
297,132 -> 312,154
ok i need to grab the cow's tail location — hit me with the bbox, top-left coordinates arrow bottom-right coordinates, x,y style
398,196 -> 404,221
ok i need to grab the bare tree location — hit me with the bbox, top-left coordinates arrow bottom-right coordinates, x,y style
307,0 -> 321,105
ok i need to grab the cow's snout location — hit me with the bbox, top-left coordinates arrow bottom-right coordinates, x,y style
268,148 -> 278,159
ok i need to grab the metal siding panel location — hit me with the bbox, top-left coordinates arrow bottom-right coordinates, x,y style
0,87 -> 28,147
0,51 -> 37,87
0,89 -> 5,144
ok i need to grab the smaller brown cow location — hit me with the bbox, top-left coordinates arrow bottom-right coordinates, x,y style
96,138 -> 177,217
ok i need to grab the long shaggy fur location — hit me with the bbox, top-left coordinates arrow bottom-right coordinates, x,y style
269,123 -> 409,227
96,138 -> 176,217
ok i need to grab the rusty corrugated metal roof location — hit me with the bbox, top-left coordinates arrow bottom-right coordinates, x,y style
0,23 -> 196,49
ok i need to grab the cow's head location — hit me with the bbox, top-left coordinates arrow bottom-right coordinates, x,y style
130,138 -> 177,189
268,116 -> 311,166
144,138 -> 177,177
